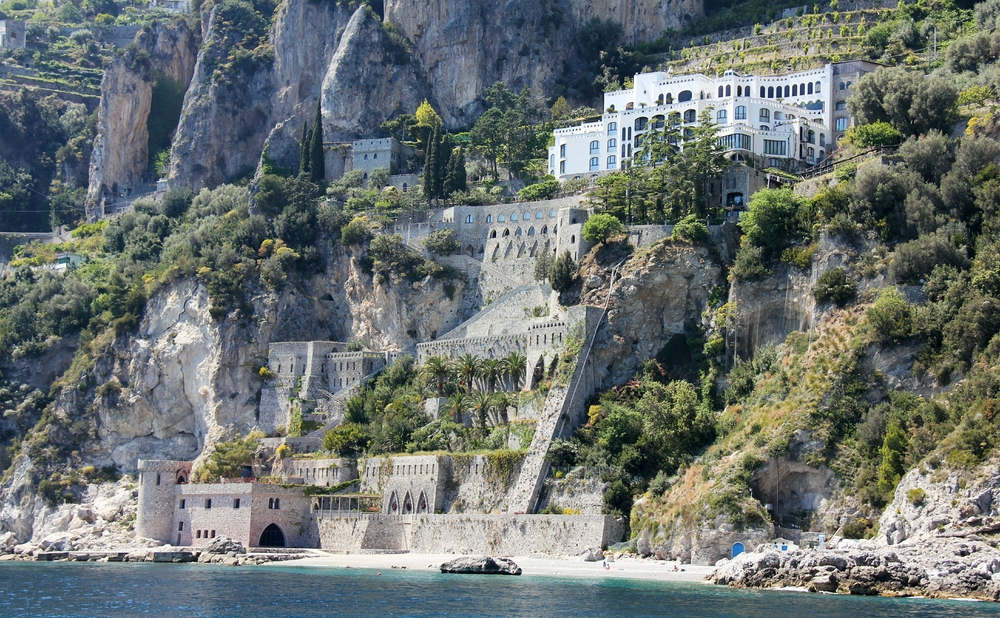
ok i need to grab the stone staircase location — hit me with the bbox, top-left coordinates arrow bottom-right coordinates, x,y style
307,366 -> 386,438
435,284 -> 548,341
503,384 -> 570,514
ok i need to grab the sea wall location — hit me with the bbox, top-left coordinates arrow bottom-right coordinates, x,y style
317,513 -> 623,555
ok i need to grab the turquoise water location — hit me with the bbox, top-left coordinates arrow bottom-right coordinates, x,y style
2,562 -> 1000,617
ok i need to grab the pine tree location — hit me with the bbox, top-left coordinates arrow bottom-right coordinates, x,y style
299,122 -> 311,175
549,250 -> 577,293
309,101 -> 325,183
444,146 -> 468,197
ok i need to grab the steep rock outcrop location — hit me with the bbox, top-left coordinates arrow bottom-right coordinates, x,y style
590,243 -> 722,387
168,5 -> 275,189
85,21 -> 198,217
321,6 -> 430,140
567,0 -> 702,44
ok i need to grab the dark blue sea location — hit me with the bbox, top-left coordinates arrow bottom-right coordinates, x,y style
3,562 -> 1000,617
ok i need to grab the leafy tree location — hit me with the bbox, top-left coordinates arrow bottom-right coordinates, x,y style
867,288 -> 912,344
876,421 -> 908,496
443,146 -> 467,196
898,130 -> 953,184
533,251 -> 553,282
159,187 -> 193,218
582,212 -> 624,245
518,178 -> 560,201
340,216 -> 371,245
381,113 -> 418,142
844,121 -> 903,148
470,82 -> 545,180
323,422 -> 369,457
671,214 -> 709,243
813,268 -> 856,305
368,167 -> 389,189
890,233 -> 968,284
738,188 -> 806,259
195,432 -> 264,482
423,228 -> 460,255
848,67 -> 957,137
549,250 -> 577,292
422,356 -> 451,397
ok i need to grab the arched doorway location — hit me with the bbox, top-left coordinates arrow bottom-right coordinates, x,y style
259,524 -> 285,547
465,244 -> 474,258
388,491 -> 399,514
417,492 -> 428,513
403,492 -> 413,514
731,542 -> 745,558
529,356 -> 546,389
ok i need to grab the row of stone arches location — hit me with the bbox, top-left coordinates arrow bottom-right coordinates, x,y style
387,490 -> 429,514
490,240 -> 549,260
489,225 -> 550,240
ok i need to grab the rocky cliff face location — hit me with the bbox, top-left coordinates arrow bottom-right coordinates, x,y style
85,21 -> 198,217
168,0 -> 703,190
589,242 -> 722,387
320,7 -> 430,141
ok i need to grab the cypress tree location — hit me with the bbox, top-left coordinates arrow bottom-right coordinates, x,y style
299,122 -> 311,175
423,127 -> 439,202
310,101 -> 325,183
453,147 -> 467,193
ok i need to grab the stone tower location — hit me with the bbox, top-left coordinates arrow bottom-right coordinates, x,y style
136,460 -> 192,544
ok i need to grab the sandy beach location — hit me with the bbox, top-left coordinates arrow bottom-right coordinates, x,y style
278,552 -> 715,583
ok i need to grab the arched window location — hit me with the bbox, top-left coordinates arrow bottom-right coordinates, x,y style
819,133 -> 826,147
736,85 -> 742,97
735,106 -> 746,120
528,226 -> 535,235
759,108 -> 770,122
652,115 -> 664,129
808,147 -> 815,159
502,228 -> 510,237
718,85 -> 724,97
808,82 -> 814,94
835,117 -> 847,131
541,225 -> 548,234
678,90 -> 692,102
792,84 -> 797,97
767,86 -> 774,98
800,83 -> 806,95
835,100 -> 846,110
607,155 -> 617,169
510,213 -> 517,221
549,154 -> 554,168
635,117 -> 648,131
784,85 -> 790,98
838,81 -> 846,91
760,126 -> 769,132
717,109 -> 727,123
625,102 -> 634,110
760,86 -> 766,97
607,122 -> 617,134
589,157 -> 599,171
683,109 -> 696,123
549,209 -> 556,217
807,130 -> 815,144
498,214 -> 505,222
486,214 -> 493,223
815,81 -> 822,93
465,214 -> 473,223
725,85 -> 731,97
536,210 -> 543,219
608,138 -> 617,151
523,212 -> 531,220
490,230 -> 497,238
590,140 -> 599,154
515,227 -> 522,236
656,94 -> 664,105
571,235 -> 576,243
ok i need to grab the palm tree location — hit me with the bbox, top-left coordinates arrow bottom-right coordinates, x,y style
445,392 -> 467,425
481,358 -> 504,394
470,391 -> 492,432
503,351 -> 527,391
422,355 -> 451,397
454,353 -> 481,395
490,392 -> 511,426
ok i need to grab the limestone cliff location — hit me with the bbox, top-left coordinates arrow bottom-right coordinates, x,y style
85,21 -> 198,217
320,7 -> 430,141
567,0 -> 703,43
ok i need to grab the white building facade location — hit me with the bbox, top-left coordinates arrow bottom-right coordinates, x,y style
551,64 -> 849,181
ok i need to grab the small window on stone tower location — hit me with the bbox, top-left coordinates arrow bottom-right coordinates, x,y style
205,499 -> 212,509
233,498 -> 241,509
178,522 -> 184,531
156,473 -> 161,485
180,499 -> 185,509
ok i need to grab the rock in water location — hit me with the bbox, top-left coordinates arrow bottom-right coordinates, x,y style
203,536 -> 246,555
580,547 -> 604,562
440,556 -> 522,575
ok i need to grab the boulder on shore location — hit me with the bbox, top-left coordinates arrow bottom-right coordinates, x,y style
580,547 -> 604,562
202,536 -> 247,555
440,556 -> 522,575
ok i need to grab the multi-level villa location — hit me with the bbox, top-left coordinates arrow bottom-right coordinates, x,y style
551,61 -> 877,181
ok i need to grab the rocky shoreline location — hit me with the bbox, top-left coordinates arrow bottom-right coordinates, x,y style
710,537 -> 1000,601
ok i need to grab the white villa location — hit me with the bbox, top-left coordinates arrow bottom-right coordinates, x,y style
551,61 -> 877,180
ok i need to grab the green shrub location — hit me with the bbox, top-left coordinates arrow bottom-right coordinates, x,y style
323,422 -> 369,457
423,228 -> 460,256
549,250 -> 577,292
671,214 -> 709,243
582,213 -> 625,245
518,178 -> 560,202
844,121 -> 903,148
731,245 -> 771,282
813,268 -> 856,305
867,288 -> 912,344
841,517 -> 874,539
906,487 -> 926,506
781,243 -> 817,269
340,216 -> 371,245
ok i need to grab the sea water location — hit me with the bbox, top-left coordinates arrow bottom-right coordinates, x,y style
2,562 -> 1000,617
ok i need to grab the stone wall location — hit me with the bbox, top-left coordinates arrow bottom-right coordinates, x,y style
627,225 -> 674,248
278,457 -> 358,487
317,513 -> 624,555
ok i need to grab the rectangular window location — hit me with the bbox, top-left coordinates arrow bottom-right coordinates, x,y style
233,498 -> 241,509
205,499 -> 212,509
178,522 -> 184,531
211,530 -> 216,538
196,530 -> 201,539
763,140 -> 787,156
179,499 -> 185,509
717,134 -> 752,151
559,144 -> 566,158
835,117 -> 848,132
156,474 -> 161,486
559,161 -> 565,174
